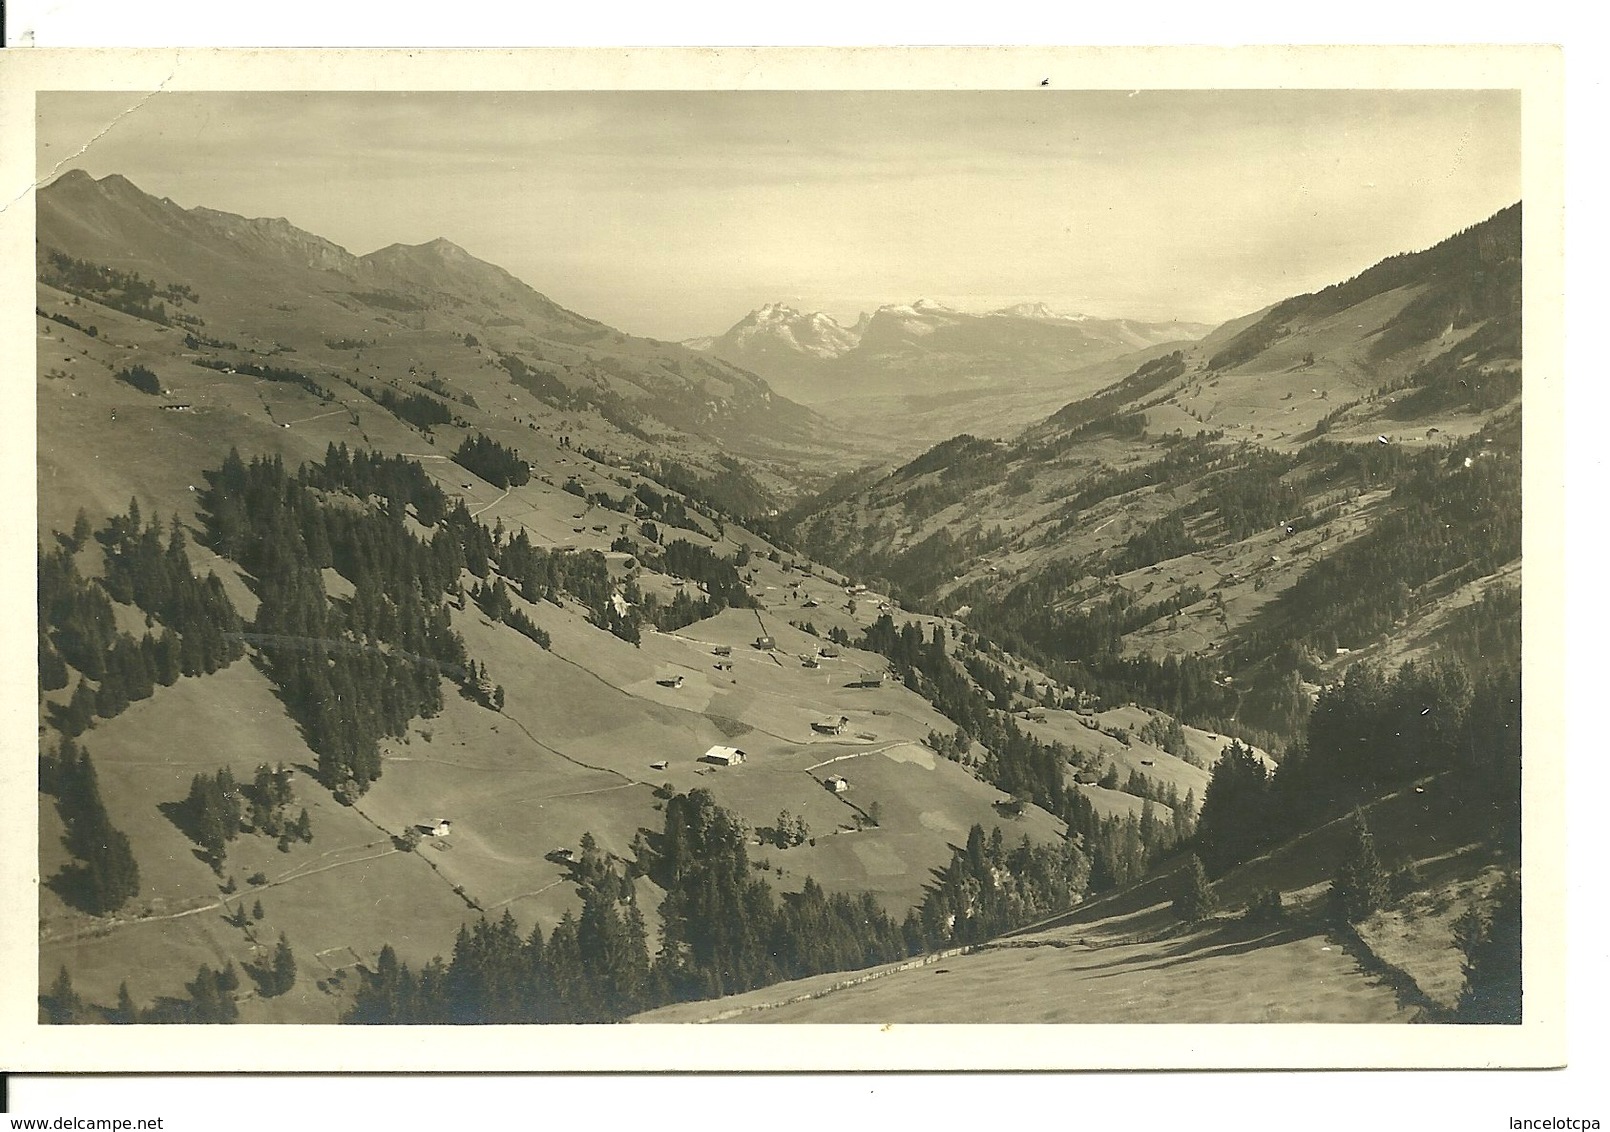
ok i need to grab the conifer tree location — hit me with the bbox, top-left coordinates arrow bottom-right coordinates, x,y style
56,745 -> 141,914
1456,873 -> 1522,1023
115,981 -> 138,1024
215,767 -> 242,838
70,508 -> 94,552
1331,808 -> 1392,923
271,934 -> 297,997
185,772 -> 229,863
1173,854 -> 1218,923
59,679 -> 97,737
43,965 -> 83,1024
39,633 -> 70,691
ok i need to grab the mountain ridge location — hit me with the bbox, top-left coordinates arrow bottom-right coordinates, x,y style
784,202 -> 1522,741
36,170 -> 853,465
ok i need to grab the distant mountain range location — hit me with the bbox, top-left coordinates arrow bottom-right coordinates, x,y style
688,297 -> 1211,405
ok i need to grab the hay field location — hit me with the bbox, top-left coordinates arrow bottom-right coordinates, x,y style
39,663 -> 475,1012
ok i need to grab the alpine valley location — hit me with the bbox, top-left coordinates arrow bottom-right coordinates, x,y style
36,170 -> 1521,1029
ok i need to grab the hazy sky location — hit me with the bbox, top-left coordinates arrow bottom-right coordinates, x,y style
37,90 -> 1520,339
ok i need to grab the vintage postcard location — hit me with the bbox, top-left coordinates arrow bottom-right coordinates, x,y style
0,45 -> 1566,1072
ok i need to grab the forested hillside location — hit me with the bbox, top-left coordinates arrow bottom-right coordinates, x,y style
785,206 -> 1523,748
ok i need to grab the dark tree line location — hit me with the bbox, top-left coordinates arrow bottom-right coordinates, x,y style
1040,430 -> 1227,528
1065,788 -> 1194,896
470,578 -> 552,649
172,763 -> 311,869
201,448 -> 473,796
853,613 -> 1198,893
115,364 -> 161,395
1387,319 -> 1521,418
860,614 -> 1070,814
192,357 -> 331,401
1234,439 -> 1520,680
41,249 -> 195,325
41,738 -> 141,916
632,539 -> 753,632
96,505 -> 245,673
1112,512 -> 1197,574
197,442 -> 698,794
371,387 -> 454,431
913,823 -> 1088,947
649,455 -> 775,524
1189,656 -> 1520,880
630,481 -> 704,535
1042,351 -> 1186,434
347,788 -> 1089,1023
185,330 -> 239,350
39,512 -> 244,736
453,433 -> 531,489
1455,872 -> 1521,1024
38,307 -> 98,337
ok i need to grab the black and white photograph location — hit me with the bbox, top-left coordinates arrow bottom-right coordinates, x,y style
0,45 -> 1569,1082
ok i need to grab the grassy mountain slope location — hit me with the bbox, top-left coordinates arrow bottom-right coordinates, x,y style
786,206 -> 1523,743
36,174 -> 1087,1022
36,174 -> 1522,1028
38,170 -> 877,483
633,768 -> 1507,1024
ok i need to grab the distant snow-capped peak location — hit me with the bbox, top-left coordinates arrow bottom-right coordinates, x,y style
879,298 -> 958,317
718,303 -> 861,359
991,301 -> 1091,322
